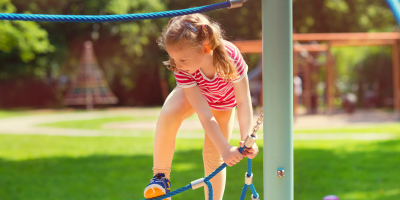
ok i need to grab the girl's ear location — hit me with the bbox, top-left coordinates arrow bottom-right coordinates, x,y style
204,45 -> 211,54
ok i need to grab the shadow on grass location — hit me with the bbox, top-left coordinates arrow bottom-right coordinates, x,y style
0,149 -> 264,200
2,140 -> 400,200
294,140 -> 400,200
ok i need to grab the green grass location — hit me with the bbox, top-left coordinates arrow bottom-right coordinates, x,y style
1,110 -> 400,199
0,135 -> 399,200
294,140 -> 400,199
37,115 -> 400,137
37,116 -> 158,130
0,135 -> 262,200
294,123 -> 400,134
0,110 -> 31,119
0,109 -> 88,119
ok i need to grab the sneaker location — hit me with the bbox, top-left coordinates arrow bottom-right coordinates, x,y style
144,173 -> 171,200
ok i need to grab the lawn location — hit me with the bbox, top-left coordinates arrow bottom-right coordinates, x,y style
35,113 -> 400,137
1,110 -> 400,199
1,134 -> 399,200
37,116 -> 158,130
0,135 -> 263,200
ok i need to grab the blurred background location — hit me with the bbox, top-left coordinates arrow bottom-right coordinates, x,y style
1,0 -> 400,200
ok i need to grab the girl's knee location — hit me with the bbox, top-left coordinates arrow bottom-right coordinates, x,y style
158,106 -> 186,123
203,153 -> 224,170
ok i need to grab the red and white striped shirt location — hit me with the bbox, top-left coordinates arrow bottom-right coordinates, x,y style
174,40 -> 248,111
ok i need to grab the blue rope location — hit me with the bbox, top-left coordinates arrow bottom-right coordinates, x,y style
386,0 -> 400,26
204,163 -> 227,182
204,146 -> 247,182
141,145 -> 250,200
240,184 -> 248,200
249,184 -> 258,198
247,158 -> 252,176
205,180 -> 213,200
0,2 -> 231,23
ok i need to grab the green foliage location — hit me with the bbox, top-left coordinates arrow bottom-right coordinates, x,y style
0,0 -> 54,80
293,0 -> 396,33
0,0 -> 399,107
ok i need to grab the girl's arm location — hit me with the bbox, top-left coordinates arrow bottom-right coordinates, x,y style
182,86 -> 243,166
233,75 -> 259,159
233,75 -> 253,140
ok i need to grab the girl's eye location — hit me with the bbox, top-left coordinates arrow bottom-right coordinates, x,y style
181,60 -> 186,62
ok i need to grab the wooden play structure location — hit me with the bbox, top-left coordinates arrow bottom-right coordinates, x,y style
233,32 -> 400,115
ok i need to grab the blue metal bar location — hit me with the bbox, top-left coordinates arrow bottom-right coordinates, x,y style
262,0 -> 294,199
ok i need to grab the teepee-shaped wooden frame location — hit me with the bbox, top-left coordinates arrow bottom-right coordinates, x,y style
63,41 -> 118,110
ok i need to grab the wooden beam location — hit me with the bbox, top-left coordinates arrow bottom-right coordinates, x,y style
233,36 -> 399,53
330,40 -> 397,47
293,51 -> 297,115
325,43 -> 334,115
293,32 -> 400,41
231,40 -> 262,53
294,43 -> 328,52
303,61 -> 312,114
392,41 -> 400,113
233,40 -> 329,53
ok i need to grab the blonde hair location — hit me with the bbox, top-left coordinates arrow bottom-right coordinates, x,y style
157,13 -> 238,81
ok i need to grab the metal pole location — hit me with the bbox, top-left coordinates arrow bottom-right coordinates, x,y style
262,0 -> 293,199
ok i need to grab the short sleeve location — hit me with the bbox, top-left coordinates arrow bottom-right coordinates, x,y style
224,41 -> 249,83
174,71 -> 197,88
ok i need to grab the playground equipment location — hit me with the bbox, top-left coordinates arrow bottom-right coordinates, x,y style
63,41 -> 118,110
234,32 -> 400,115
0,0 -> 295,199
0,1 -> 238,22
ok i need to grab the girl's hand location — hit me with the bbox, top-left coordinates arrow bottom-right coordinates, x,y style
222,145 -> 243,167
239,141 -> 259,159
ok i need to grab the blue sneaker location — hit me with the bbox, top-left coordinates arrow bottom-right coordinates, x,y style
144,173 -> 171,200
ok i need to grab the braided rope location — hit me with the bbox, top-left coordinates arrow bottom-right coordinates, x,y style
0,2 -> 230,22
249,184 -> 258,198
240,184 -> 248,200
204,146 -> 246,182
205,180 -> 213,200
141,145 -> 256,200
247,158 -> 252,175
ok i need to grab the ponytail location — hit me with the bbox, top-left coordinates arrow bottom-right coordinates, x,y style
157,13 -> 239,81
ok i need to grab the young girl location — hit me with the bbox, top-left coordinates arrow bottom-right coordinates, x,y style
144,13 -> 259,200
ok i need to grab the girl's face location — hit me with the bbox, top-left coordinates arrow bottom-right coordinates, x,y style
166,44 -> 208,74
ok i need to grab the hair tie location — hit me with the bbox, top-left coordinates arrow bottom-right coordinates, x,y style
185,22 -> 197,32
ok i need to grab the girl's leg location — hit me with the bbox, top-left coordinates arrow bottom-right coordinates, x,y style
153,87 -> 195,179
203,108 -> 235,200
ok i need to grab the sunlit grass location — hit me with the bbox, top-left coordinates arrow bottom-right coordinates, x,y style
37,116 -> 158,130
1,134 -> 400,200
294,123 -> 400,134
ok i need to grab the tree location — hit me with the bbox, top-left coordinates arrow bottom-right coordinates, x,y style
0,0 -> 53,80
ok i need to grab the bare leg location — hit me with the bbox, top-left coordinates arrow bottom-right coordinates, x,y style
203,108 -> 235,200
153,87 -> 195,179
